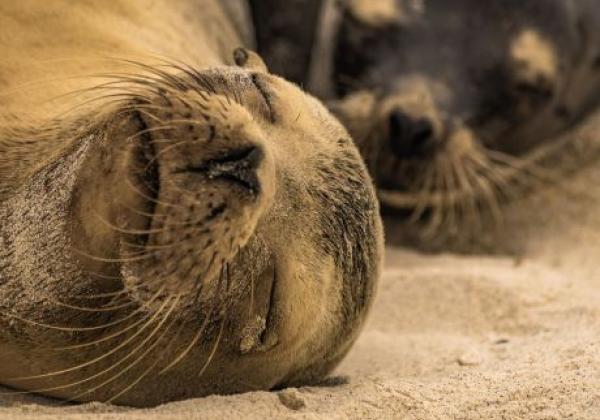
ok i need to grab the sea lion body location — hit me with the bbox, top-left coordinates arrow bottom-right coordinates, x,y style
0,1 -> 383,406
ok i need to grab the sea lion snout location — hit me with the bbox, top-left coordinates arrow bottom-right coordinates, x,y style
374,77 -> 449,161
387,109 -> 436,159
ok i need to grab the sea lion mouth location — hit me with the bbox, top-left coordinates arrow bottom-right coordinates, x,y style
239,257 -> 280,354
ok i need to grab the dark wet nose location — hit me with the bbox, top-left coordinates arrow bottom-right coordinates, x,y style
182,146 -> 264,195
388,110 -> 435,159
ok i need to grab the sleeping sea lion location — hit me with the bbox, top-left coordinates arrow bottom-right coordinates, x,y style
0,0 -> 383,407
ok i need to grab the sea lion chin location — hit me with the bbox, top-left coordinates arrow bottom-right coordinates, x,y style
0,2 -> 383,407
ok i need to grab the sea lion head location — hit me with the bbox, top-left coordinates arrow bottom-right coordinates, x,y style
0,50 -> 383,405
319,0 -> 599,241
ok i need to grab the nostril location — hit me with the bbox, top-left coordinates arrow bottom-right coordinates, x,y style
389,111 -> 410,140
388,111 -> 413,158
412,118 -> 434,146
388,110 -> 435,158
179,146 -> 264,194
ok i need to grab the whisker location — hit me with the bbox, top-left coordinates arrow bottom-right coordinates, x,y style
64,296 -> 180,403
464,159 -> 503,226
422,162 -> 446,238
70,246 -> 156,264
142,140 -> 189,173
54,289 -> 166,351
453,157 -> 482,233
0,294 -> 173,401
45,298 -> 135,314
198,315 -> 226,378
124,176 -> 186,211
441,158 -> 459,236
0,306 -> 137,333
8,297 -> 173,381
160,265 -> 228,374
92,212 -> 172,237
409,165 -> 435,223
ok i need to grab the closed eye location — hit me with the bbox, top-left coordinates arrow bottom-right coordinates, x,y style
251,73 -> 276,123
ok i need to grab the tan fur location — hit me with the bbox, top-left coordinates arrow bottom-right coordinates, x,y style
0,1 -> 383,407
510,30 -> 559,85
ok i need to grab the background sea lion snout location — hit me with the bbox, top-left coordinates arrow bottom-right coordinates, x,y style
372,76 -> 448,162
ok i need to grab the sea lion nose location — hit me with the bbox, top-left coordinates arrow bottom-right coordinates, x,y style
183,146 -> 264,195
388,109 -> 434,159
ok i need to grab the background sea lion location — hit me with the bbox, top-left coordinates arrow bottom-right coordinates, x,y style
253,0 -> 600,250
0,0 -> 383,407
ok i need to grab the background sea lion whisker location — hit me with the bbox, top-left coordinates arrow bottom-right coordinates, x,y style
441,159 -> 459,235
485,148 -> 566,188
454,159 -> 482,230
408,165 -> 435,223
466,153 -> 520,200
464,162 -> 504,226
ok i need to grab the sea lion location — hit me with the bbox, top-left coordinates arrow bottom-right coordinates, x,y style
0,0 -> 383,407
303,0 -> 600,244
253,0 -> 600,246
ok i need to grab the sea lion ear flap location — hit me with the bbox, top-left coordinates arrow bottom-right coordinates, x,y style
233,47 -> 269,73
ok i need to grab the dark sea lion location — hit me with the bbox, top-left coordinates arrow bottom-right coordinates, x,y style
0,0 -> 383,407
304,0 -> 600,246
248,0 -> 600,246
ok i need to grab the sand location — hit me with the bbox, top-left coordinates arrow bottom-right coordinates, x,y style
2,122 -> 600,418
